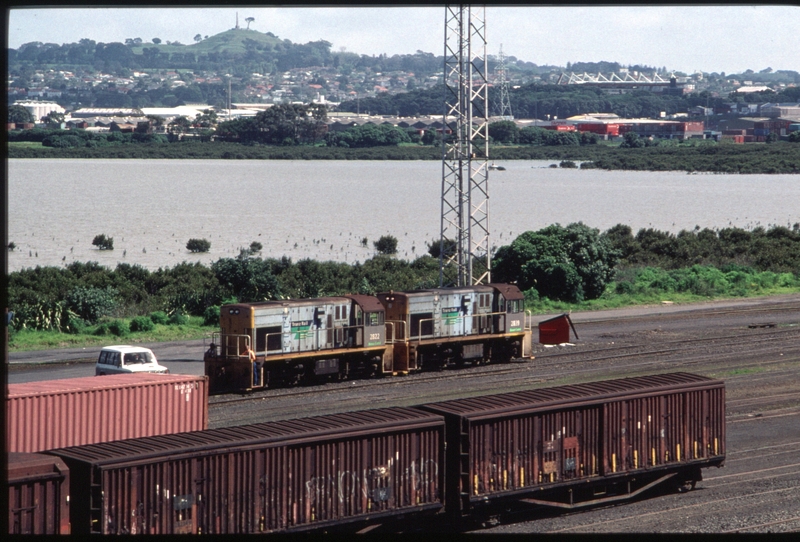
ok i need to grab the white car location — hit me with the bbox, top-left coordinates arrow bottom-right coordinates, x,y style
96,345 -> 169,376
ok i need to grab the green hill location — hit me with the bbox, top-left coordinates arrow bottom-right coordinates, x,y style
130,28 -> 286,56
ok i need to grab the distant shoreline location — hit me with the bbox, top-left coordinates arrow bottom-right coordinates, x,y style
7,141 -> 800,173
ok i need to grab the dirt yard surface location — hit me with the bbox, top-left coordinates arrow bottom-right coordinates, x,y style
208,294 -> 800,533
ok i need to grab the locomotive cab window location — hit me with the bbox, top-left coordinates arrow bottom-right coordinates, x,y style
508,300 -> 522,313
367,312 -> 384,326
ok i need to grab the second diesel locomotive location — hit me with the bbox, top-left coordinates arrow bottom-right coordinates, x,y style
204,283 -> 533,394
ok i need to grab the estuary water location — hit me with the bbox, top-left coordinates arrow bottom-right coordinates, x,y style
7,159 -> 799,273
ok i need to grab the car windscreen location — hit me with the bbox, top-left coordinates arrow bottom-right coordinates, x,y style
123,352 -> 152,364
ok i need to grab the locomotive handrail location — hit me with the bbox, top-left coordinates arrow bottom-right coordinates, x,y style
407,309 -> 526,342
211,332 -> 252,360
257,323 -> 369,356
384,320 -> 402,344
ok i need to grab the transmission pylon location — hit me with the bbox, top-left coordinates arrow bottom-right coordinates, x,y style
439,5 -> 490,288
496,44 -> 513,119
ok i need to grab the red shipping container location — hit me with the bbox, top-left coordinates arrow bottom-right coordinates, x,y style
7,374 -> 208,453
7,453 -> 71,534
581,123 -> 620,136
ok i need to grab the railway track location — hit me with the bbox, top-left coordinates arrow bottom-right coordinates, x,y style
209,322 -> 800,427
564,299 -> 800,325
209,325 -> 800,405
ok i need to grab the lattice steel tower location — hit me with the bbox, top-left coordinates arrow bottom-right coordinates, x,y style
495,44 -> 513,119
439,5 -> 490,287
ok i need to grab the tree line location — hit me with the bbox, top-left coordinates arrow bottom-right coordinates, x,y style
7,223 -> 799,334
338,83 -> 800,121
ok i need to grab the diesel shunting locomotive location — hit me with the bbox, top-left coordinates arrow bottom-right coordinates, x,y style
204,283 -> 534,394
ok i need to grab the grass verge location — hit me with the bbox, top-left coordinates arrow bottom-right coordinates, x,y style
8,316 -> 215,352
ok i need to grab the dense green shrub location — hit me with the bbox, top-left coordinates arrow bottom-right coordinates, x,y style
65,286 -> 118,324
186,238 -> 211,253
325,124 -> 412,148
94,319 -> 129,337
203,305 -> 220,326
612,265 -> 800,298
493,223 -> 619,302
130,315 -> 155,332
212,255 -> 281,302
92,234 -> 114,250
374,235 -> 399,255
168,311 -> 189,325
66,316 -> 90,335
150,311 -> 169,324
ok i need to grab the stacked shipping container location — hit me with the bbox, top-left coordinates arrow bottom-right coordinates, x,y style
7,374 -> 208,453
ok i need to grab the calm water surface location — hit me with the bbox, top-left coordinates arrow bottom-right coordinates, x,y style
8,159 -> 799,272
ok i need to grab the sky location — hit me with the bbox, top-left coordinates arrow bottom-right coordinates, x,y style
6,5 -> 800,75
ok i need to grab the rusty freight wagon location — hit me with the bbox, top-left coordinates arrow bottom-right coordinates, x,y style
7,374 -> 208,453
7,453 -> 71,535
48,407 -> 445,535
419,372 -> 725,520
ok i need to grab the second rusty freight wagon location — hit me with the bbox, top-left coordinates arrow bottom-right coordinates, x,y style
49,407 -> 446,535
419,372 -> 726,520
39,373 -> 725,533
